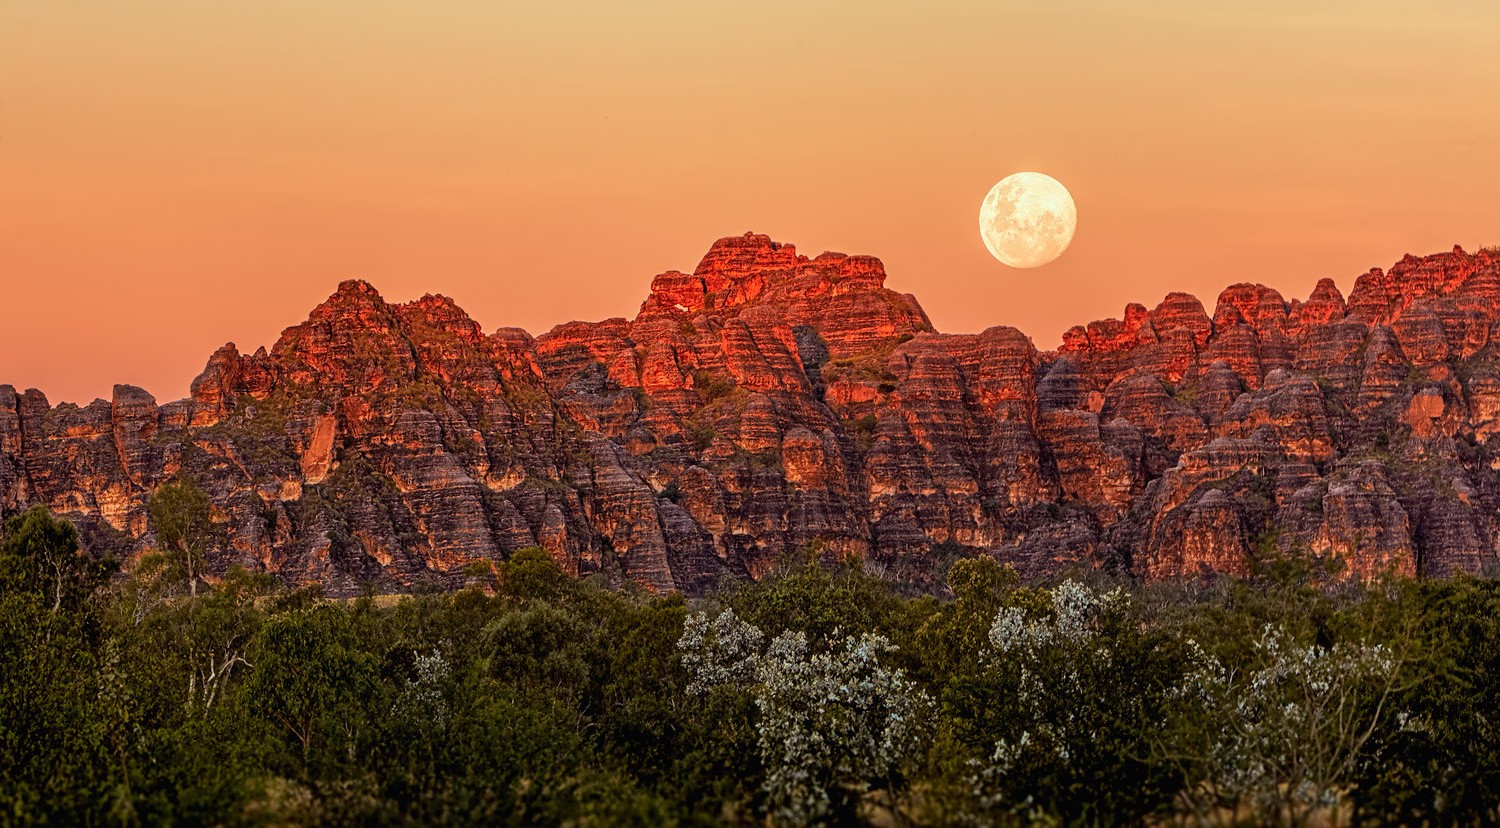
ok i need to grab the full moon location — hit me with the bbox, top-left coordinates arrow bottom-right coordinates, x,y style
979,172 -> 1077,268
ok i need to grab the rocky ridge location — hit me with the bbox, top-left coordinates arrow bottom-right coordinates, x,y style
6,234 -> 1500,593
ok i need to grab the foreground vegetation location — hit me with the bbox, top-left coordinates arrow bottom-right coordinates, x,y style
5,505 -> 1500,826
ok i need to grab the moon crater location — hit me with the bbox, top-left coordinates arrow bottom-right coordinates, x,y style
979,172 -> 1077,268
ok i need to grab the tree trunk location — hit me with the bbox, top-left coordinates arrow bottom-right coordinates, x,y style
184,540 -> 198,597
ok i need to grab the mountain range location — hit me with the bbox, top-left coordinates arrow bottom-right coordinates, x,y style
5,233 -> 1500,594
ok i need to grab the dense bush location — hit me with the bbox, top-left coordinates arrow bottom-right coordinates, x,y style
4,509 -> 1500,825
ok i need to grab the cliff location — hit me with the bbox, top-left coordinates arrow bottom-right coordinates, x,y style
6,234 -> 1500,593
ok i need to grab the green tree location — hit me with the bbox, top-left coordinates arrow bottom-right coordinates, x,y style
0,505 -> 109,613
1349,577 -> 1500,824
179,567 -> 272,714
241,604 -> 380,764
484,603 -> 594,706
728,549 -> 901,643
0,591 -> 111,822
148,479 -> 214,597
497,545 -> 577,604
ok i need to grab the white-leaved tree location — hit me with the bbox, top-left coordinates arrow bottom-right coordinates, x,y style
393,649 -> 452,731
679,608 -> 929,826
968,579 -> 1139,821
1170,623 -> 1403,826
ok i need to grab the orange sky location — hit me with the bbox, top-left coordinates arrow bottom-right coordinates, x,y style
3,1 -> 1498,404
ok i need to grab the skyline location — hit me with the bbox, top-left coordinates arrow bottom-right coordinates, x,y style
3,0 -> 1499,404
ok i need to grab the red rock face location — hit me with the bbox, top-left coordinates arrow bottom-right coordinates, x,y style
5,238 -> 1500,593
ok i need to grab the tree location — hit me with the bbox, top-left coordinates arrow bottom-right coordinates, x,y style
181,567 -> 272,714
497,546 -> 576,604
0,591 -> 112,822
148,479 -> 214,597
728,550 -> 902,643
484,603 -> 594,706
1349,578 -> 1500,823
1171,623 -> 1406,826
241,604 -> 379,762
966,579 -> 1175,823
0,505 -> 108,613
681,608 -> 930,825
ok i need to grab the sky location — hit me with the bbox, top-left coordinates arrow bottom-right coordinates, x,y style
2,0 -> 1498,404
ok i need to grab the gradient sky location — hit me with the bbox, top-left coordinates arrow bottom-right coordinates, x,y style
3,1 -> 1498,404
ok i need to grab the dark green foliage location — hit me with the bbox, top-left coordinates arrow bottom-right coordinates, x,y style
1,505 -> 112,613
498,545 -> 577,603
0,594 -> 109,821
8,512 -> 1500,825
242,604 -> 382,763
687,420 -> 717,452
1347,577 -> 1500,824
485,604 -> 594,703
691,369 -> 735,403
727,549 -> 903,642
849,413 -> 879,452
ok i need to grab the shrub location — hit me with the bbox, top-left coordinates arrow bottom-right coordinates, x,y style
693,370 -> 736,403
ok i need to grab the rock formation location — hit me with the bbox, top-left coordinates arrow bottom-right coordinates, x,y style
5,234 -> 1500,593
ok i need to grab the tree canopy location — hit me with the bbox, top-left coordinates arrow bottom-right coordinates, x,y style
1,521 -> 1498,825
